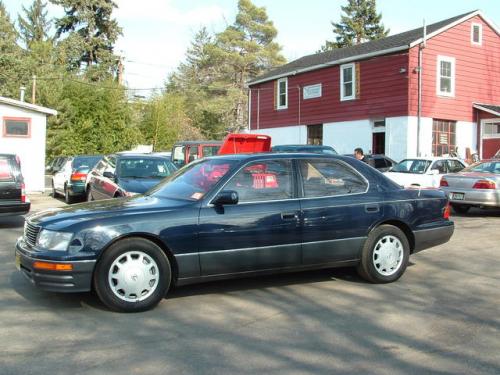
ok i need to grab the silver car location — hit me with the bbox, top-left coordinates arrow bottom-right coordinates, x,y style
440,160 -> 500,213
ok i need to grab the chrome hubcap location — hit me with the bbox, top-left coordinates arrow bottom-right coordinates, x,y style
372,235 -> 404,276
108,251 -> 159,302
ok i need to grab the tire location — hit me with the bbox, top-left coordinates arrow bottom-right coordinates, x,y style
64,185 -> 75,204
357,225 -> 410,284
86,188 -> 93,202
52,181 -> 57,197
93,238 -> 171,312
451,203 -> 470,214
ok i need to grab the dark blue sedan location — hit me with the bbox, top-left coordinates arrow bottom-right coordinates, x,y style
15,154 -> 454,312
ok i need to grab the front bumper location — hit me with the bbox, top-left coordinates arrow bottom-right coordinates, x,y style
0,202 -> 30,217
15,239 -> 95,293
413,222 -> 454,253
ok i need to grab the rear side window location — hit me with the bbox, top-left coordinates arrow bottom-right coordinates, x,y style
0,157 -> 14,181
299,159 -> 367,197
374,158 -> 387,169
224,160 -> 293,202
447,160 -> 465,173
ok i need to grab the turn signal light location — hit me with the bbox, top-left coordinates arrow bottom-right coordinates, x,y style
439,178 -> 449,187
443,203 -> 451,220
33,261 -> 73,271
21,183 -> 26,203
472,180 -> 496,189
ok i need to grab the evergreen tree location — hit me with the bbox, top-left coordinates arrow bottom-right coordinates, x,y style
50,0 -> 122,78
320,0 -> 389,51
18,0 -> 51,47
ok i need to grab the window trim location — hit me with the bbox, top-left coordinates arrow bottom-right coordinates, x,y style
276,77 -> 288,110
436,55 -> 455,97
2,117 -> 31,138
471,22 -> 482,45
340,63 -> 356,101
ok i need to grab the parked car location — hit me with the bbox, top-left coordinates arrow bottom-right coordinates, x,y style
87,154 -> 177,201
344,154 -> 396,172
272,144 -> 337,155
384,157 -> 466,188
440,160 -> 500,213
171,141 -> 222,168
46,156 -> 67,174
16,153 -> 454,312
52,155 -> 102,204
0,154 -> 29,216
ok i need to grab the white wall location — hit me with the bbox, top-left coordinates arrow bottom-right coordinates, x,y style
456,121 -> 477,157
323,119 -> 372,155
0,104 -> 47,192
254,125 -> 307,146
386,116 -> 433,161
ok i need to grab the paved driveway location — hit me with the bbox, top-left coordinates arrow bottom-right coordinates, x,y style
0,195 -> 499,374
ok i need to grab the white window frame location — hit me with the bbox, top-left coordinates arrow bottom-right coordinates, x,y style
436,55 -> 455,98
340,63 -> 356,101
276,77 -> 288,110
471,23 -> 482,46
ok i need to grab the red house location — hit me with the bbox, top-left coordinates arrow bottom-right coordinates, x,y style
248,10 -> 500,161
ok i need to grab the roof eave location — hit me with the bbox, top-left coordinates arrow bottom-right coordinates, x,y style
248,44 -> 410,86
473,103 -> 500,117
0,96 -> 57,116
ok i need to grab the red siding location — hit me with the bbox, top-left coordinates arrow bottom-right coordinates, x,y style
250,53 -> 409,129
409,15 -> 500,121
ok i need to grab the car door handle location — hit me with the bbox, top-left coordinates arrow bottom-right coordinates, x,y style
365,204 -> 380,213
281,212 -> 298,221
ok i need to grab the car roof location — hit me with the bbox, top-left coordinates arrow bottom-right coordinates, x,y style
399,156 -> 462,161
272,144 -> 333,148
205,152 -> 352,162
113,153 -> 171,159
173,141 -> 222,146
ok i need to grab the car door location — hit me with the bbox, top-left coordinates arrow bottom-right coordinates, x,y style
99,156 -> 118,198
198,158 -> 302,275
297,158 -> 379,265
54,159 -> 72,192
428,159 -> 448,187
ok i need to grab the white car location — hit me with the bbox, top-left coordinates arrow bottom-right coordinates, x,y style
384,157 -> 466,188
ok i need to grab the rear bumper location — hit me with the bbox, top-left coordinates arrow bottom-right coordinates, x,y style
15,240 -> 95,293
0,202 -> 30,217
67,183 -> 86,196
413,223 -> 454,254
441,188 -> 500,207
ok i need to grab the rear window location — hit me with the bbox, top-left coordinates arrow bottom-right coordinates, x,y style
464,161 -> 500,174
0,157 -> 14,181
118,158 -> 177,179
73,156 -> 102,170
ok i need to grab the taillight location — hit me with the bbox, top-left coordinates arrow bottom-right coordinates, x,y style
70,172 -> 87,182
21,183 -> 26,203
439,177 -> 448,187
443,202 -> 451,220
472,180 -> 496,189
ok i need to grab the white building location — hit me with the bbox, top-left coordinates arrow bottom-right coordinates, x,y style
0,96 -> 57,192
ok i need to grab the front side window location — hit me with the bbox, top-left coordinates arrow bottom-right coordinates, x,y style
471,23 -> 482,45
340,63 -> 355,100
447,159 -> 465,173
224,160 -> 293,202
431,160 -> 447,174
276,78 -> 288,109
437,56 -> 455,97
3,118 -> 30,137
299,159 -> 367,198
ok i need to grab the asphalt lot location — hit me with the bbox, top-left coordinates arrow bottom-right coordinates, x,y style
1,195 -> 499,374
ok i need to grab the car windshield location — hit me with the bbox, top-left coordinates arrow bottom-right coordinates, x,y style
463,161 -> 500,174
147,158 -> 238,201
73,156 -> 101,170
391,159 -> 432,174
118,158 -> 177,179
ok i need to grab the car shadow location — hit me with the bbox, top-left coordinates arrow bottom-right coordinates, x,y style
0,215 -> 25,229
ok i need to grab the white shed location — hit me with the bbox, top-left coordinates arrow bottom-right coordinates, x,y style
0,96 -> 57,192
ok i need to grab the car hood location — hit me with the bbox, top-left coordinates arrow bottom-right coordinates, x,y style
27,195 -> 195,229
118,178 -> 164,194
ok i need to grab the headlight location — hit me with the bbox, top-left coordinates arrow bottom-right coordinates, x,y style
36,230 -> 73,251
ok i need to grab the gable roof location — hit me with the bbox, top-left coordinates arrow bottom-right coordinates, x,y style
0,96 -> 57,116
474,103 -> 500,117
249,10 -> 496,86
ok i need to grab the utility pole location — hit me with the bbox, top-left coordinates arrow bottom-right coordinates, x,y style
117,56 -> 124,85
31,75 -> 37,104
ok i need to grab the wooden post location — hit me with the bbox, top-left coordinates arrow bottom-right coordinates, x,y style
32,75 -> 37,104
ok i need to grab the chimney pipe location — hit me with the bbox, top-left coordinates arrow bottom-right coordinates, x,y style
20,86 -> 26,102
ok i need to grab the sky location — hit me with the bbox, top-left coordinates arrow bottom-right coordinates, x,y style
3,0 -> 500,95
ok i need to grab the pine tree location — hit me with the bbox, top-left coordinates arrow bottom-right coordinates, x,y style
18,0 -> 51,47
320,0 -> 389,51
50,0 -> 122,78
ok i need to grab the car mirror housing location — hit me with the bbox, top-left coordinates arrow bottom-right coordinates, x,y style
430,169 -> 440,175
212,190 -> 239,206
103,171 -> 115,179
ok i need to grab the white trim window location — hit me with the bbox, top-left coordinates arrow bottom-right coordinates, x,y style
471,23 -> 482,45
340,63 -> 356,101
436,56 -> 455,97
276,77 -> 288,110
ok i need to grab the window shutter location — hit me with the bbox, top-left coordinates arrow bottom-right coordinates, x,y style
355,63 -> 361,99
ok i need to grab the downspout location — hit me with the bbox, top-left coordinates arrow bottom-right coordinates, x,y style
257,89 -> 260,130
417,20 -> 427,157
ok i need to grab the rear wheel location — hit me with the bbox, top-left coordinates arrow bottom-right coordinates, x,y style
64,185 -> 74,204
51,181 -> 57,197
93,238 -> 171,312
451,203 -> 470,214
86,188 -> 93,202
357,225 -> 410,283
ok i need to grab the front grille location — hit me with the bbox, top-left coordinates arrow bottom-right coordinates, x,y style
24,221 -> 41,247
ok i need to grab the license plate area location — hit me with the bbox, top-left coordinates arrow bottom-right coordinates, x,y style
450,192 -> 465,200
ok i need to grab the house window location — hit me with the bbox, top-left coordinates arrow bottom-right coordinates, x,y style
340,63 -> 355,101
432,119 -> 456,156
276,78 -> 288,109
471,23 -> 482,45
483,121 -> 500,138
3,117 -> 31,138
436,56 -> 455,97
307,124 -> 323,145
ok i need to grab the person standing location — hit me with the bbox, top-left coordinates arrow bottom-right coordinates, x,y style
354,148 -> 368,163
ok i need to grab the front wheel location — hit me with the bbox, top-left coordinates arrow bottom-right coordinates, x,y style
357,225 -> 410,283
93,238 -> 171,312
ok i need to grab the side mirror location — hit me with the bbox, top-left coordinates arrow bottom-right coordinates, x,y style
212,190 -> 238,206
430,169 -> 440,175
103,171 -> 115,179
